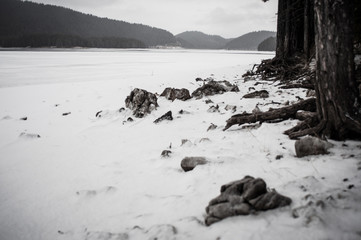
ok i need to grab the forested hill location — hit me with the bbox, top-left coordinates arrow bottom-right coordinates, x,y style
225,31 -> 276,50
257,36 -> 276,51
176,31 -> 231,49
0,0 -> 177,48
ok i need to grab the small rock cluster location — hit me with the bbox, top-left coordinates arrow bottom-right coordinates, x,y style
125,88 -> 158,118
192,80 -> 239,99
160,88 -> 191,101
205,176 -> 292,226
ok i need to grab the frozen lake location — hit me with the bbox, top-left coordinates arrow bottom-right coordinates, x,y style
1,48 -> 360,240
0,48 -> 274,88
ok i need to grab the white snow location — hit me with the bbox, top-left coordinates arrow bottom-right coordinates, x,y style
0,49 -> 360,240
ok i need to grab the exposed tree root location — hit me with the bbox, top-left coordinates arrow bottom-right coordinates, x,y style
223,98 -> 316,132
242,56 -> 312,83
279,83 -> 314,90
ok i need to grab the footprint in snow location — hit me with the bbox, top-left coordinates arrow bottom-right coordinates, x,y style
76,186 -> 117,198
19,132 -> 41,139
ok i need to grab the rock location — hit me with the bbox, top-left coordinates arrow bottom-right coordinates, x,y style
19,117 -> 27,121
181,157 -> 207,172
125,88 -> 158,118
62,112 -> 71,116
243,90 -> 269,99
160,88 -> 192,101
224,105 -> 237,112
178,109 -> 191,115
207,123 -> 218,131
119,107 -> 125,113
181,139 -> 192,146
205,176 -> 292,226
19,132 -> 41,139
154,111 -> 173,123
207,105 -> 219,113
127,117 -> 134,122
95,111 -> 102,118
195,77 -> 203,82
275,155 -> 283,160
192,80 -> 239,99
306,89 -> 316,97
199,138 -> 211,143
249,191 -> 292,211
161,150 -> 172,158
205,99 -> 213,104
295,136 -> 333,158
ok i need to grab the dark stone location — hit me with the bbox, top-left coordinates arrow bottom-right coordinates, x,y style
154,111 -> 173,123
224,105 -> 237,112
243,90 -> 269,99
125,88 -> 158,118
249,191 -> 292,211
179,109 -> 190,115
205,176 -> 292,226
306,89 -> 316,97
161,150 -> 172,158
62,112 -> 71,116
160,87 -> 192,101
275,155 -> 283,160
19,132 -> 41,139
20,117 -> 27,121
181,157 -> 207,172
195,77 -> 203,82
207,123 -> 217,131
205,99 -> 213,104
207,105 -> 219,113
96,111 -> 102,117
119,107 -> 125,112
192,80 -> 239,99
295,136 -> 333,158
127,117 -> 134,122
181,139 -> 192,146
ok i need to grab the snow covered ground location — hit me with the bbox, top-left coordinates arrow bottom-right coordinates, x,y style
0,49 -> 360,240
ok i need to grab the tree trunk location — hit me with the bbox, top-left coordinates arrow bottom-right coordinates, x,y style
314,0 -> 361,139
275,0 -> 314,59
276,0 -> 285,58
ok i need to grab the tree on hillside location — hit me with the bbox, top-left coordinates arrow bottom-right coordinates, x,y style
227,0 -> 361,140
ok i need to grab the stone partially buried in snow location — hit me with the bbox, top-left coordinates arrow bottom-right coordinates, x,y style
205,176 -> 292,226
160,87 -> 191,101
125,88 -> 158,118
181,157 -> 207,172
154,111 -> 173,123
243,90 -> 269,99
191,80 -> 239,99
295,136 -> 333,158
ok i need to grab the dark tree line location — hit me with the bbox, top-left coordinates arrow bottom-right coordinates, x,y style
0,0 -> 177,48
0,34 -> 146,48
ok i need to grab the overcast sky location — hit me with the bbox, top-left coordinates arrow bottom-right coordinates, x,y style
29,0 -> 278,38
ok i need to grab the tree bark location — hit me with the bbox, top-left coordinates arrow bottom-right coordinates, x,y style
314,0 -> 361,139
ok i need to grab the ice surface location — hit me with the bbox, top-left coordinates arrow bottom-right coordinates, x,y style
0,49 -> 360,240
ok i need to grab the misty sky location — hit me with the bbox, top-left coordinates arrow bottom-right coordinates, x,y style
29,0 -> 278,38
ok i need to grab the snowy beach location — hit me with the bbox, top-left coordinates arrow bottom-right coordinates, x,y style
0,49 -> 360,240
